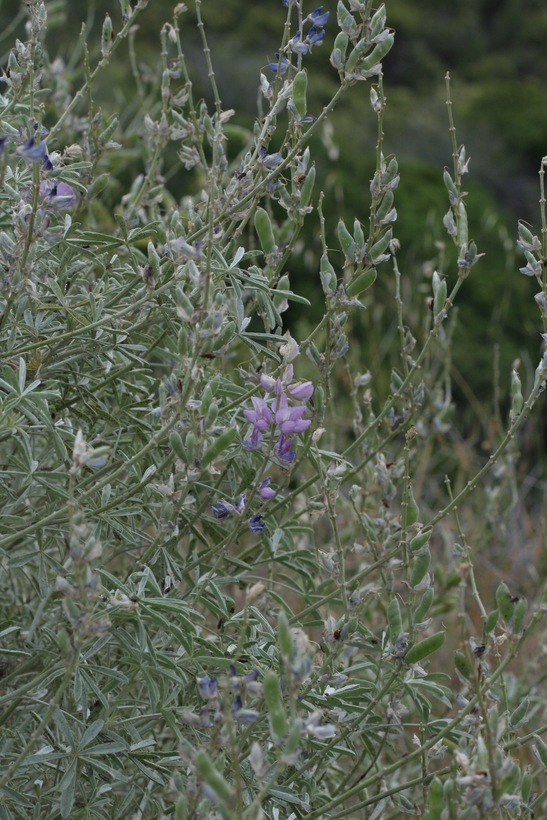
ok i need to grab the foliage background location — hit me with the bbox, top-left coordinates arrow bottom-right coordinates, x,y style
3,0 -> 547,412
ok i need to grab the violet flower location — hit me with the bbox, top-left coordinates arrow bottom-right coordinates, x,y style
268,53 -> 290,75
39,180 -> 77,210
244,397 -> 272,431
276,434 -> 296,462
258,478 -> 276,500
288,380 -> 314,401
307,7 -> 330,27
197,675 -> 218,700
274,393 -> 311,435
248,515 -> 265,533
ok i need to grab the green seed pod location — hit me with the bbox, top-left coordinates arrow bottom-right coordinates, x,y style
509,697 -> 529,729
254,207 -> 276,255
454,650 -> 472,681
88,173 -> 109,197
343,37 -> 370,74
194,749 -> 234,805
403,484 -> 420,528
57,628 -> 72,659
175,795 -> 188,820
359,33 -> 395,72
374,190 -> 394,224
443,170 -> 459,198
320,252 -> 337,295
185,431 -> 196,465
147,240 -> 161,275
432,271 -> 447,320
353,218 -> 366,248
496,582 -> 515,622
518,221 -> 540,250
285,717 -> 303,754
384,157 -> 399,183
101,13 -> 113,58
405,631 -> 445,665
337,218 -> 355,259
396,795 -> 415,814
409,531 -> 430,553
521,770 -> 533,803
292,69 -> 308,119
414,587 -> 434,623
533,734 -> 547,767
369,228 -> 392,262
213,320 -> 235,351
263,670 -> 288,740
277,609 -> 292,658
177,326 -> 190,356
387,598 -> 403,643
390,368 -> 404,391
118,0 -> 132,21
443,779 -> 455,804
169,430 -> 186,461
511,368 -> 523,419
99,114 -> 119,145
300,164 -> 316,209
203,401 -> 219,430
410,548 -> 431,588
336,2 -> 356,36
340,617 -> 357,640
314,383 -> 325,415
457,201 -> 468,247
175,287 -> 194,321
510,596 -> 527,633
330,31 -> 349,70
201,384 -> 213,417
370,4 -> 387,39
485,608 -> 499,634
346,267 -> 376,297
427,776 -> 443,820
201,427 -> 237,468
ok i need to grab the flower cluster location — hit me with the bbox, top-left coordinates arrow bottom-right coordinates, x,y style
269,6 -> 329,73
243,364 -> 314,463
211,493 -> 266,533
182,667 -> 262,728
210,366 -> 313,533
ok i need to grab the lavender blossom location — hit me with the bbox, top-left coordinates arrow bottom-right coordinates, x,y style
307,7 -> 330,27
258,478 -> 276,500
248,515 -> 265,533
39,180 -> 77,210
268,53 -> 290,75
274,393 -> 311,435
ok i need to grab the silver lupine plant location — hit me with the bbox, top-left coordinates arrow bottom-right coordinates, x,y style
0,0 -> 546,817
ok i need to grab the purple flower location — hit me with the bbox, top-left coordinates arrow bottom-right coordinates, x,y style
275,393 -> 311,435
211,499 -> 236,519
258,478 -> 276,500
261,151 -> 284,170
19,138 -> 49,163
307,25 -> 326,47
39,180 -> 77,210
269,53 -> 290,75
289,32 -> 310,55
244,397 -> 272,431
235,494 -> 247,514
308,7 -> 330,27
288,380 -> 314,401
276,434 -> 296,462
197,675 -> 218,700
260,373 -> 278,392
248,515 -> 265,533
242,426 -> 263,450
0,136 -> 7,154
